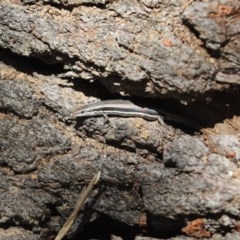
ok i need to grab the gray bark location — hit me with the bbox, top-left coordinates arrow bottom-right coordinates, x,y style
0,0 -> 240,239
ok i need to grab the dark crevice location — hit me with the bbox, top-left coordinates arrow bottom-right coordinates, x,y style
134,90 -> 240,129
203,38 -> 230,60
0,48 -> 64,76
181,19 -> 223,59
75,212 -> 237,240
147,214 -> 186,239
75,214 -> 140,240
71,77 -> 115,100
49,1 -> 107,11
221,67 -> 240,75
203,41 -> 222,59
0,216 -> 36,231
22,0 -> 108,11
66,2 -> 108,11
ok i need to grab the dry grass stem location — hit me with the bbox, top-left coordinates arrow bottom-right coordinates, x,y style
54,171 -> 101,240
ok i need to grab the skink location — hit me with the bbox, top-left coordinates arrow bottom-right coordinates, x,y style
75,99 -> 164,124
75,99 -> 200,129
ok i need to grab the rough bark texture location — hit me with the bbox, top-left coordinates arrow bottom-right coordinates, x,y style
1,0 -> 239,100
0,0 -> 240,239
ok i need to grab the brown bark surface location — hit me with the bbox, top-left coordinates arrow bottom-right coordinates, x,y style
0,0 -> 240,239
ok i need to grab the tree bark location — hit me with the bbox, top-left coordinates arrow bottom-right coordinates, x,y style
0,0 -> 240,239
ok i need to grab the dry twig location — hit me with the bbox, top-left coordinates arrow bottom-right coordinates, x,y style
54,171 -> 101,240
